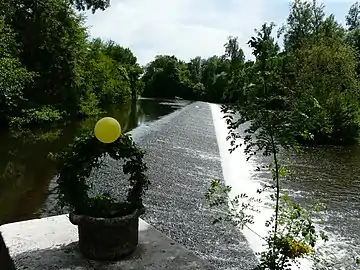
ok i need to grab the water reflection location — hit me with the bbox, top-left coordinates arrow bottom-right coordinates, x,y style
0,98 -> 189,224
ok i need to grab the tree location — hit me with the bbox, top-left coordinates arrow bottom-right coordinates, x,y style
200,56 -> 229,102
103,40 -> 143,101
282,0 -> 344,49
346,2 -> 360,74
0,0 -> 89,115
80,38 -> 132,110
282,0 -> 326,51
0,0 -> 142,125
221,37 -> 246,103
187,57 -> 203,84
346,2 -> 360,30
294,37 -> 360,143
69,0 -> 110,13
0,16 -> 34,124
207,23 -> 328,270
142,55 -> 193,99
280,0 -> 357,143
224,36 -> 245,72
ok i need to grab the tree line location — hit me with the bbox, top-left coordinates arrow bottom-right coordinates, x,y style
141,0 -> 360,145
2,0 -> 360,145
0,0 -> 142,127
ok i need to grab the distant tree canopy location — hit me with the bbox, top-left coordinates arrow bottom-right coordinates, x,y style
141,50 -> 236,102
141,0 -> 360,144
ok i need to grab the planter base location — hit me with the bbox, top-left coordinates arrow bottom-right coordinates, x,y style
70,210 -> 139,261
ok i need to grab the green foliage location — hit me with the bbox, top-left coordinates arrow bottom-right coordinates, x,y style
0,17 -> 34,123
79,92 -> 102,116
141,39 -> 241,102
2,0 -> 360,145
347,2 -> 360,30
0,0 -> 89,114
69,0 -> 110,13
0,1 -> 142,127
281,0 -> 326,51
102,40 -> 143,99
255,195 -> 328,270
205,179 -> 259,228
0,57 -> 33,123
82,39 -> 132,107
205,10 -> 360,267
141,55 -> 194,99
292,32 -> 360,144
346,2 -> 360,82
206,23 -> 334,270
141,0 -> 360,145
9,106 -> 63,127
54,133 -> 149,218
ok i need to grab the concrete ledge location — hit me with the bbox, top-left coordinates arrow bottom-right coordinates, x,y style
0,215 -> 212,269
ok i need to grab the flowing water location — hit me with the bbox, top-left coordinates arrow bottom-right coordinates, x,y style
211,104 -> 360,270
0,98 -> 190,225
282,145 -> 360,269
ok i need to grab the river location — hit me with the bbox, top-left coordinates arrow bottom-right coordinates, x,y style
250,145 -> 360,269
282,145 -> 360,269
211,104 -> 360,270
0,98 -> 190,225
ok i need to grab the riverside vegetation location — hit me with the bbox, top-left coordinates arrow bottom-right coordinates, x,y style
204,1 -> 360,269
0,0 -> 142,128
2,0 -> 360,144
141,0 -> 360,146
1,0 -> 360,269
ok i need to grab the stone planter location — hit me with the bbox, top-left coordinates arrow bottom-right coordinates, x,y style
69,209 -> 139,261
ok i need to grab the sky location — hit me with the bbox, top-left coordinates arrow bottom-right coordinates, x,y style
84,0 -> 356,65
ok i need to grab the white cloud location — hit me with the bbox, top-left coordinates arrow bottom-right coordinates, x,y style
84,0 -> 270,65
83,0 -> 350,65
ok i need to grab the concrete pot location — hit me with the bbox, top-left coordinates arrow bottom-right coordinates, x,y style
69,210 -> 139,261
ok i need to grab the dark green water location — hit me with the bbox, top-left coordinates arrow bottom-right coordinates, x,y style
0,98 -> 190,225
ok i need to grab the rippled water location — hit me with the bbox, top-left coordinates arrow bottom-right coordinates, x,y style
219,114 -> 360,269
283,145 -> 360,269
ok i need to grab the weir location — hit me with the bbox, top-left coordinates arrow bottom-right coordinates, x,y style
210,104 -> 314,270
1,102 -> 263,269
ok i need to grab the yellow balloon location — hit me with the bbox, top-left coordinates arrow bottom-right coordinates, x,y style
94,117 -> 121,143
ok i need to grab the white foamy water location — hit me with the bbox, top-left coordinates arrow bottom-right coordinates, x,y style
210,103 -> 349,270
210,103 -> 271,257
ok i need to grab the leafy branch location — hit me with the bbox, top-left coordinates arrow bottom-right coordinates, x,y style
206,23 -> 335,270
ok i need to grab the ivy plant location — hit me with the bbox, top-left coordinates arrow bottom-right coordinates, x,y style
54,131 -> 149,218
